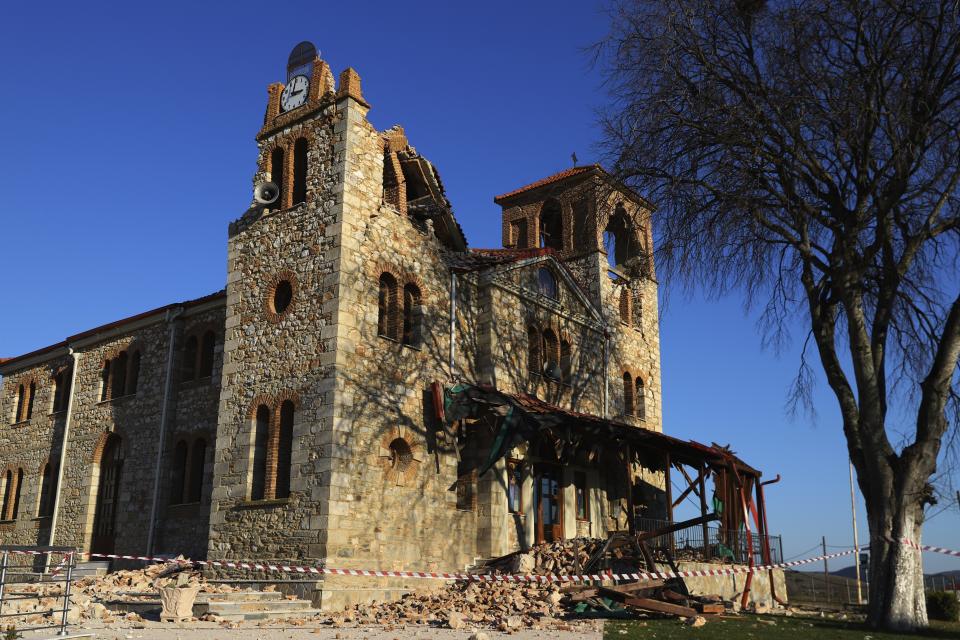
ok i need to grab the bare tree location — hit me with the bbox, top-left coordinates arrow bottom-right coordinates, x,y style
597,0 -> 960,630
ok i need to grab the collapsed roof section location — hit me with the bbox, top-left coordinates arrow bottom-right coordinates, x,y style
382,126 -> 467,252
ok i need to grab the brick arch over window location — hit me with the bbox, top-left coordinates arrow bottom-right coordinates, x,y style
250,404 -> 271,501
538,198 -> 565,251
372,263 -> 429,345
378,272 -> 400,340
99,345 -> 141,401
13,377 -> 38,423
622,371 -> 635,416
90,431 -> 127,465
1,466 -> 24,521
37,458 -> 58,518
181,324 -> 219,383
246,392 -> 299,501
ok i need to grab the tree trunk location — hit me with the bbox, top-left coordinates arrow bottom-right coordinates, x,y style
865,501 -> 927,630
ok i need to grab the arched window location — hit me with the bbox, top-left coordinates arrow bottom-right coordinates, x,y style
542,329 -> 560,379
510,219 -> 528,248
182,336 -> 198,382
402,284 -> 422,348
187,439 -> 206,503
560,339 -> 572,385
111,352 -> 128,399
251,405 -> 270,501
527,325 -> 541,375
635,377 -> 646,421
1,470 -> 12,520
378,272 -> 399,340
38,462 -> 57,518
619,288 -> 631,325
604,205 -> 635,269
26,382 -> 35,420
539,199 -> 563,250
623,372 -> 635,416
171,441 -> 188,505
538,267 -> 558,300
14,384 -> 25,422
10,469 -> 23,520
275,401 -> 295,499
100,361 -> 111,401
199,331 -> 215,379
53,368 -> 72,413
127,351 -> 140,395
292,138 -> 308,205
633,291 -> 643,326
270,147 -> 285,209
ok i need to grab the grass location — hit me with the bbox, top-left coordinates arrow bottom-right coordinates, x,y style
604,615 -> 960,639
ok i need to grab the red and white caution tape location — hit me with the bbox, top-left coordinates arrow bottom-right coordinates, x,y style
75,549 -> 860,583
899,537 -> 960,558
4,538 -> 955,583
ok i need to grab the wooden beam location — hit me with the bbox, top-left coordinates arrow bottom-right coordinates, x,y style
634,513 -> 719,543
623,597 -> 698,618
676,464 -> 702,499
672,467 -> 705,509
699,463 -> 710,562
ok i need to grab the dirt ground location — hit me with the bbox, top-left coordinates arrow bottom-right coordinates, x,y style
46,619 -> 604,639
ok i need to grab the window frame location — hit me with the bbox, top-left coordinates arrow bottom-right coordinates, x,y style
507,459 -> 523,515
574,470 -> 589,521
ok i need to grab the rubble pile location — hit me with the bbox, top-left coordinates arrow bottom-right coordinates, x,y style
485,537 -> 607,576
337,581 -> 573,631
332,538 -> 628,631
3,560 -> 235,625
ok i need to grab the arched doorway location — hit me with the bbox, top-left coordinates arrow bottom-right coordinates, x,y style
91,434 -> 123,554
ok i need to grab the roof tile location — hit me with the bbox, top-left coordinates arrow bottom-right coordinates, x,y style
493,165 -> 598,203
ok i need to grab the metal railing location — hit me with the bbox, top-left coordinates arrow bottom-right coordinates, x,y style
635,517 -> 783,566
0,545 -> 77,637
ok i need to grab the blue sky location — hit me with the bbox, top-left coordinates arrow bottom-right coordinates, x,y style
1,1 -> 956,571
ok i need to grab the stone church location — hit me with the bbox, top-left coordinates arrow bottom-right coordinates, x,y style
0,44 -> 779,608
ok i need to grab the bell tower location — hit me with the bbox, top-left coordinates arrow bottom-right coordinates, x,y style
210,41 -> 376,569
495,166 -> 663,431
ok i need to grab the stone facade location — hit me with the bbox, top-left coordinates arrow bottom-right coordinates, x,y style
0,47 -> 776,610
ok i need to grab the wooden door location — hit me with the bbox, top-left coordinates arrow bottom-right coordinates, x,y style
91,435 -> 123,555
535,465 -> 563,544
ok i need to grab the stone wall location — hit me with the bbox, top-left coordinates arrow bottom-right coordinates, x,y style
0,298 -> 224,564
208,92 -> 341,568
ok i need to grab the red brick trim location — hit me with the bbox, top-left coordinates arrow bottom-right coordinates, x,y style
99,339 -> 141,371
272,389 -> 301,409
89,431 -> 122,465
246,394 -> 276,420
263,270 -> 298,324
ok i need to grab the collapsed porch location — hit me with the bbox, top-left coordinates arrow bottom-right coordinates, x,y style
440,382 -> 785,603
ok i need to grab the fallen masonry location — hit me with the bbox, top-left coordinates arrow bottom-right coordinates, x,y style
0,536 -> 767,633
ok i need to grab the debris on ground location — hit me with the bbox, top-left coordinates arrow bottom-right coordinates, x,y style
0,534 -> 768,631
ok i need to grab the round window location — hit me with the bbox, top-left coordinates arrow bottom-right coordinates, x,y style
388,438 -> 413,472
272,280 -> 293,315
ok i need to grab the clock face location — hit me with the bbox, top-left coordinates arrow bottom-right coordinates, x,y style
280,75 -> 310,112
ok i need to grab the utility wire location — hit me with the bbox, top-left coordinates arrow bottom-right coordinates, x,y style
783,542 -> 823,562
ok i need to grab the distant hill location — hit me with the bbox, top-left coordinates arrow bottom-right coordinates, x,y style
802,564 -> 960,581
